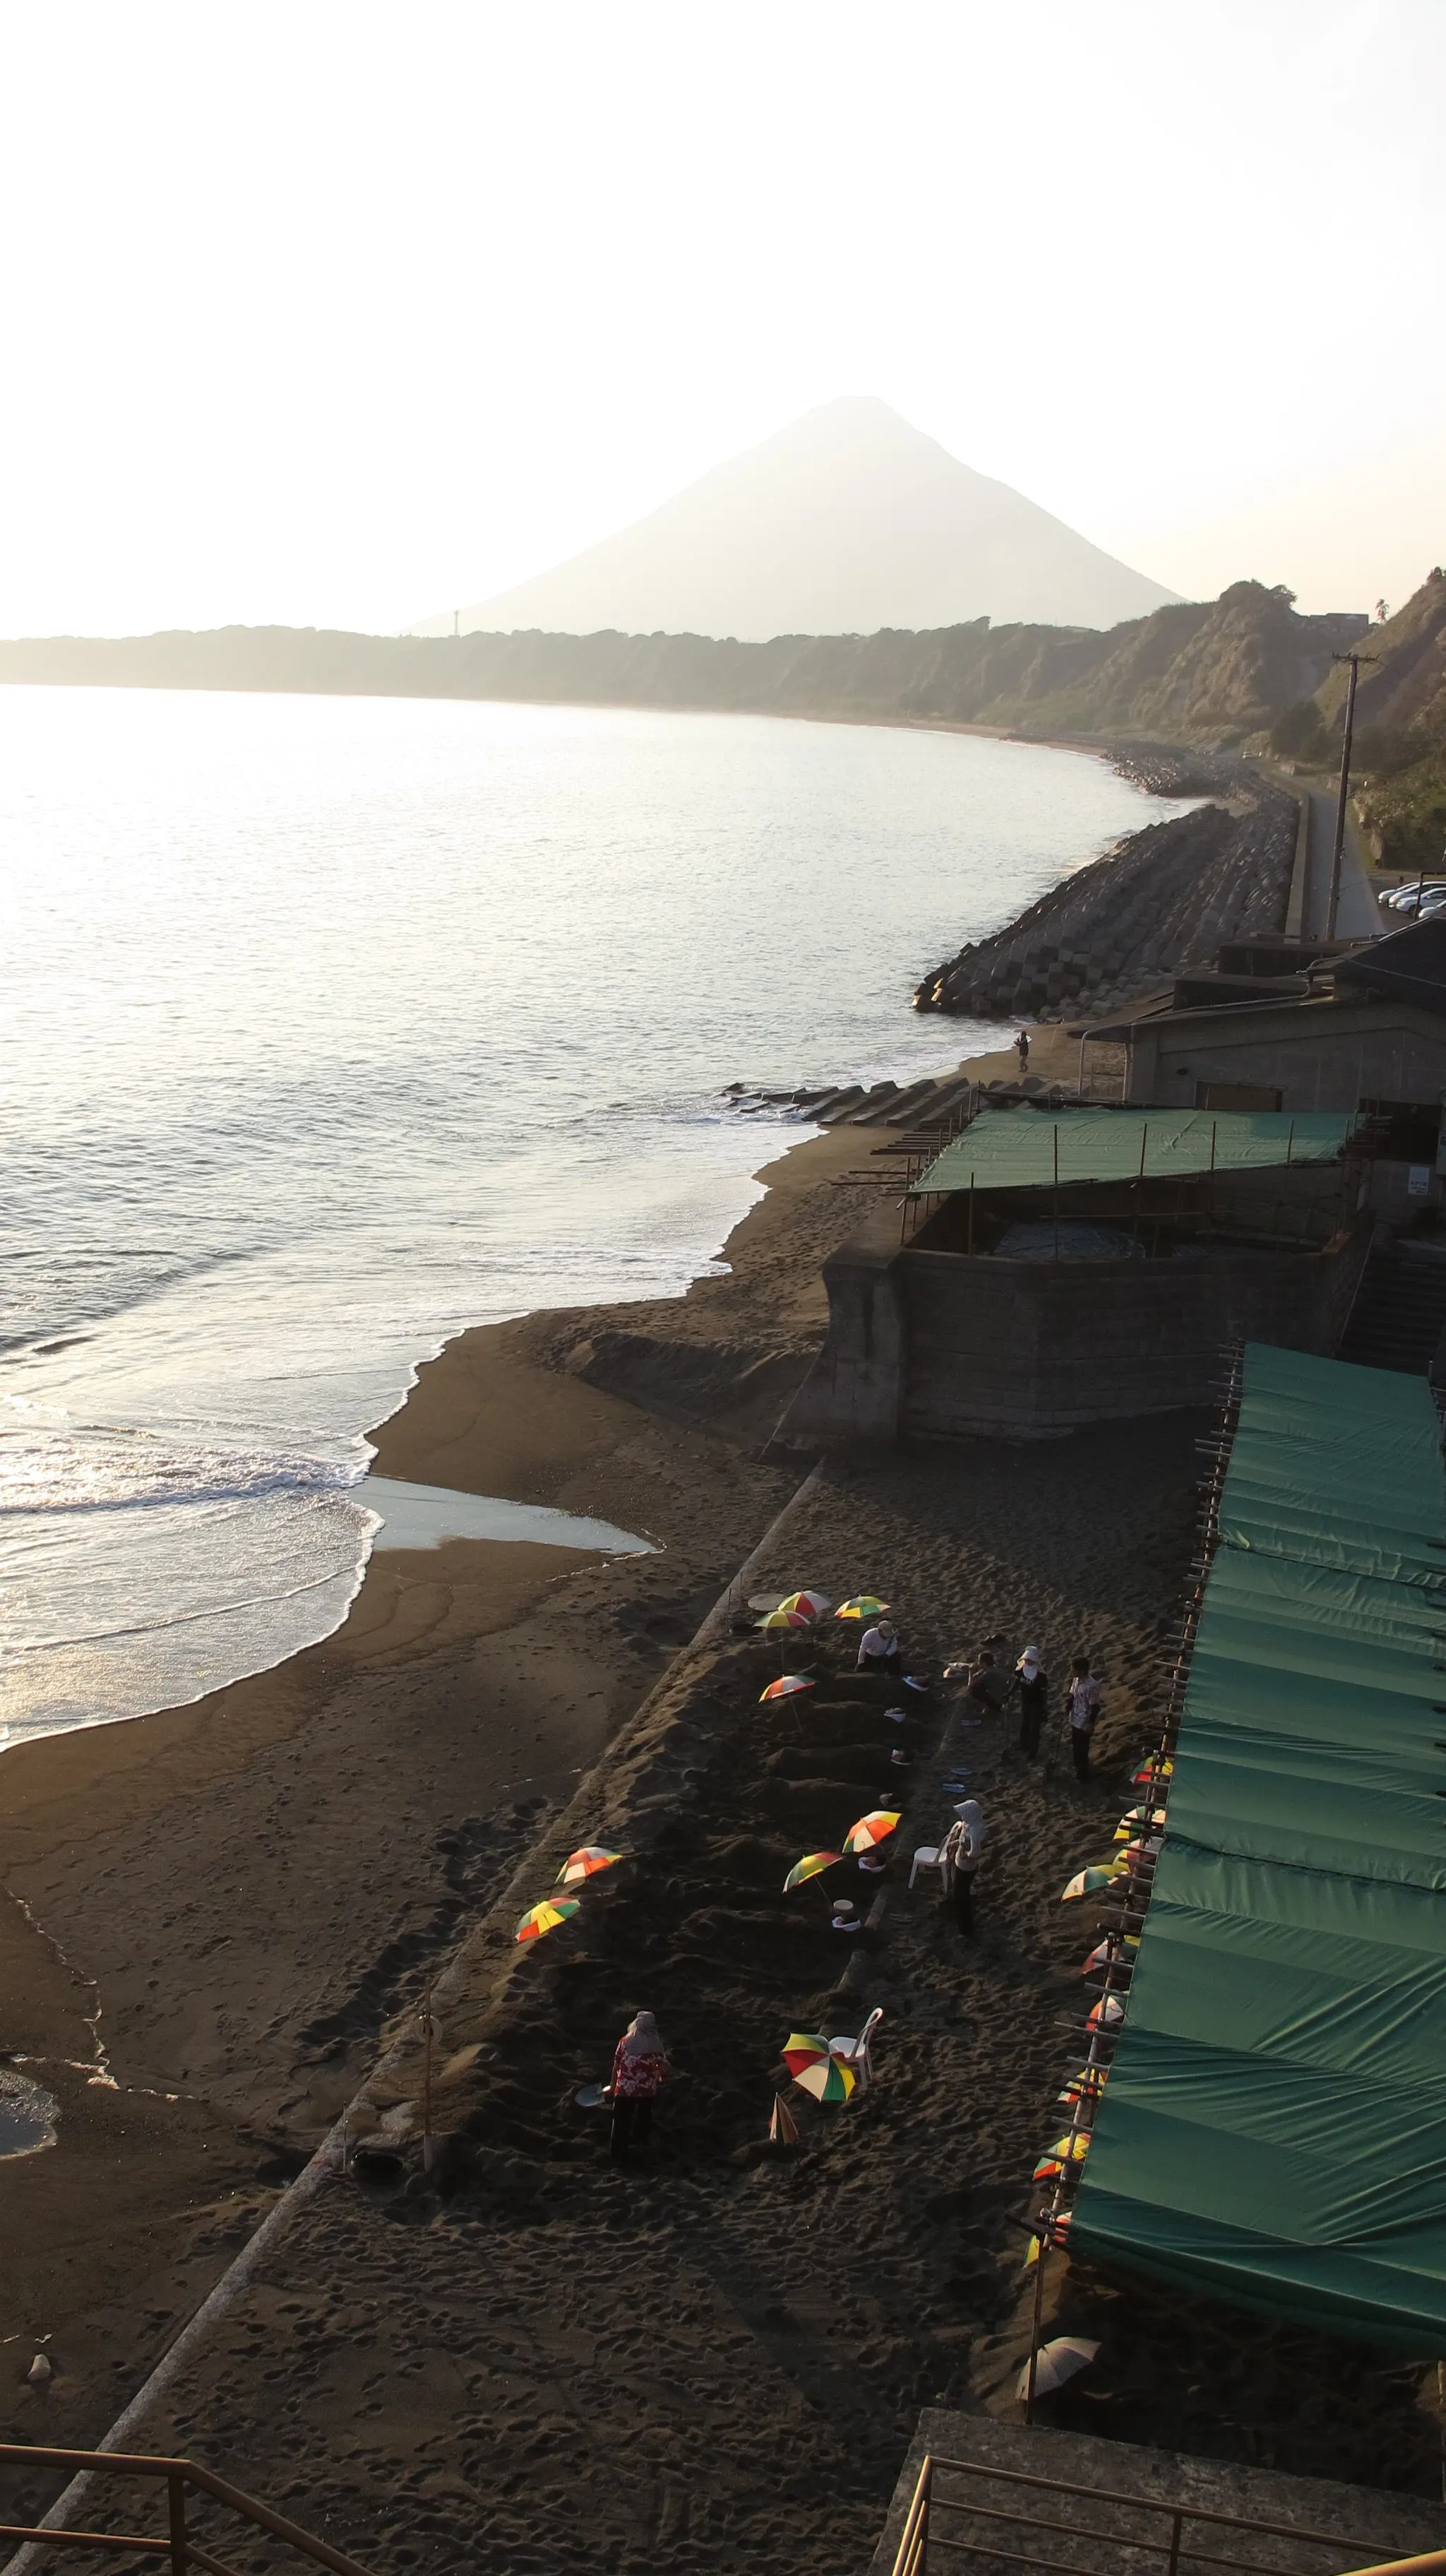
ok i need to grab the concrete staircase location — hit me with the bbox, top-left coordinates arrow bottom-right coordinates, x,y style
1338,1241 -> 1446,1376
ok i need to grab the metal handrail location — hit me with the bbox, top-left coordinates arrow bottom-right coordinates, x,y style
888,2451 -> 1442,2576
0,2446 -> 376,2576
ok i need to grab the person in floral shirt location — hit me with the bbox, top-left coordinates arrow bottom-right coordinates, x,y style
608,2010 -> 669,2159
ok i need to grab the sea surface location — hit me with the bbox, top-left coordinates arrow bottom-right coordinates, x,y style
0,686 -> 1191,1746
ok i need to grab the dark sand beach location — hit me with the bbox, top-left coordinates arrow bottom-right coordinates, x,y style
1,1072 -> 1440,2568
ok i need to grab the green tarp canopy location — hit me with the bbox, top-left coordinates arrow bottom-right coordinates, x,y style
1072,1344 -> 1446,2352
911,1106 -> 1355,1197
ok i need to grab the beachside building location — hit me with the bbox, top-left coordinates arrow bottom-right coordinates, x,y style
1089,916 -> 1446,1228
775,1102 -> 1421,1445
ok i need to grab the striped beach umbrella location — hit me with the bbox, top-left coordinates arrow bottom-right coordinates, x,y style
515,1898 -> 580,1944
1046,2130 -> 1092,2161
835,1595 -> 890,1621
782,2031 -> 831,2077
793,2053 -> 857,2104
777,1590 -> 830,1619
1057,2065 -> 1109,2104
1132,1756 -> 1173,1788
784,1851 -> 842,1891
1060,1865 -> 1121,1901
1087,1994 -> 1126,2032
760,1674 -> 815,1702
756,1607 -> 813,1633
843,1809 -> 900,1855
556,1847 -> 623,1887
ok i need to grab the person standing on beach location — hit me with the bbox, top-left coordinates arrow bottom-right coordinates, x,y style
1064,1656 -> 1101,1782
940,1797 -> 986,1935
607,2010 -> 669,2159
1015,1030 -> 1030,1073
1010,1645 -> 1048,1758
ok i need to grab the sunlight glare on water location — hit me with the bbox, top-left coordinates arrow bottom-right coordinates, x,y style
0,685 -> 1192,1743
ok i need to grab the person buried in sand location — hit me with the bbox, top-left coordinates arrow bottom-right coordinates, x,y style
856,1616 -> 903,1680
607,2009 -> 669,2160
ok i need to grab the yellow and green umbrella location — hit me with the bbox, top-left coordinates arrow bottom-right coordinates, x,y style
1033,2132 -> 1090,2182
556,1846 -> 623,1887
756,1606 -> 813,1633
1045,2130 -> 1092,2164
844,1809 -> 900,1854
515,1897 -> 580,1943
1057,2065 -> 1109,2105
793,2053 -> 857,2104
782,2031 -> 831,2077
1060,1864 -> 1121,1901
784,1851 -> 842,1892
835,1595 -> 890,1621
1132,1756 -> 1173,1788
1114,1806 -> 1167,1842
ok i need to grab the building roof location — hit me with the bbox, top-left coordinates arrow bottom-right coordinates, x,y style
1084,920 -> 1446,1046
1335,914 -> 1446,1017
1072,1344 -> 1446,2352
911,1104 -> 1355,1195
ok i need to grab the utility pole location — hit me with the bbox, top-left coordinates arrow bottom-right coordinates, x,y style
1326,650 -> 1378,939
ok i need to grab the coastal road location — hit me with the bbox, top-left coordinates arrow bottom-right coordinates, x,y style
1303,787 -> 1384,940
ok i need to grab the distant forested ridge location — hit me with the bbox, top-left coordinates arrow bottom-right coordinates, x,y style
0,578 -> 1382,751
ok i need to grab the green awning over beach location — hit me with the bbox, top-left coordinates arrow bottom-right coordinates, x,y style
910,1106 -> 1355,1197
1071,1344 -> 1446,2352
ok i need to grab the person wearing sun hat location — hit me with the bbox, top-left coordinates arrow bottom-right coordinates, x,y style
1011,1645 -> 1048,1758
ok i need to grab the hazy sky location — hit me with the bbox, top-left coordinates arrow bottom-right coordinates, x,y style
1,0 -> 1441,635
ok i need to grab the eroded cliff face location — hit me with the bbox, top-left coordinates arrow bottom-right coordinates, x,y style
1311,571 -> 1446,869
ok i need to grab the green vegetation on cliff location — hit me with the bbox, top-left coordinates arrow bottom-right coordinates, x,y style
1269,570 -> 1446,868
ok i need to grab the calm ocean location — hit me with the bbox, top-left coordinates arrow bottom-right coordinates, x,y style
0,686 -> 1188,1743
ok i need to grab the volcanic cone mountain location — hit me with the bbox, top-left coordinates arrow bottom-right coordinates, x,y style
418,398 -> 1181,640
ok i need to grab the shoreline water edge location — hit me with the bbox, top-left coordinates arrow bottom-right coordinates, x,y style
0,710 -> 1411,2569
4,1013 -> 1442,2568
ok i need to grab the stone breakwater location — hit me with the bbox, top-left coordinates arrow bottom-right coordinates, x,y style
916,756 -> 1297,1023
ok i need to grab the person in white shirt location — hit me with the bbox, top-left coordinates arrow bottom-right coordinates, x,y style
1064,1655 -> 1101,1781
940,1798 -> 986,1933
856,1617 -> 903,1679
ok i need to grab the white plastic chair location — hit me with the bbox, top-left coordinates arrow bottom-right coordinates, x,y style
829,2007 -> 884,2089
909,1844 -> 944,1890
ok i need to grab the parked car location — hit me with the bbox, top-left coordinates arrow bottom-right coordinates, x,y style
1386,881 -> 1446,913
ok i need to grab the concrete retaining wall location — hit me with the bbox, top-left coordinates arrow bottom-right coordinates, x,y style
779,1224 -> 1370,1444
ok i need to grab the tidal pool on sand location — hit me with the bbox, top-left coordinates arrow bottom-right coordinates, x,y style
0,2068 -> 59,2159
362,1477 -> 655,1555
